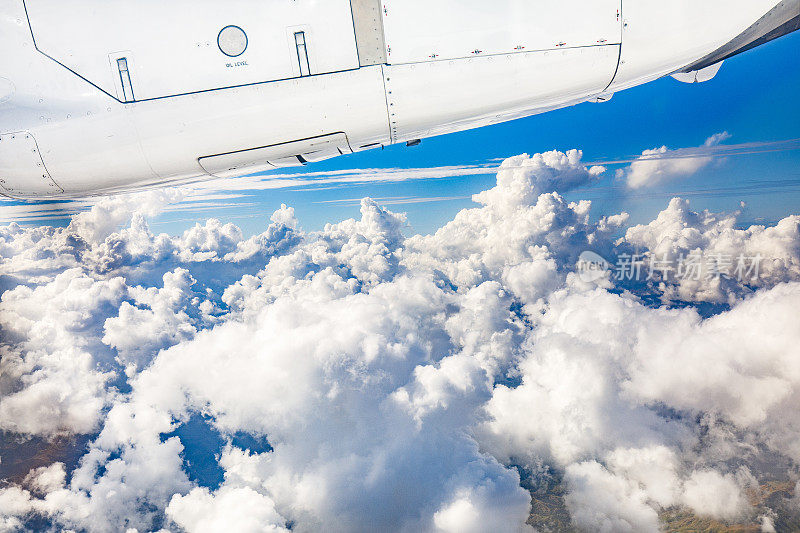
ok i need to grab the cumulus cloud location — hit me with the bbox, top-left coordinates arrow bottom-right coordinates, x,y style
1,150 -> 799,532
681,470 -> 749,521
564,461 -> 662,532
474,149 -> 605,211
102,268 -> 203,374
623,197 -> 800,303
167,486 -> 290,533
0,269 -> 125,435
623,132 -> 732,189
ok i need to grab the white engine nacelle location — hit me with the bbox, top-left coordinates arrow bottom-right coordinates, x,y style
0,0 -> 795,198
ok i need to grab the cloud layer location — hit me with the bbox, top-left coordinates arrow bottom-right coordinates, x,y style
1,150 -> 800,532
623,132 -> 732,189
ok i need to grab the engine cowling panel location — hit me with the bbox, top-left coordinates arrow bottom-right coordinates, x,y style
23,0 -> 361,101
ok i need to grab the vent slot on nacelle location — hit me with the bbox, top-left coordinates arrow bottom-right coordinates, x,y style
116,57 -> 135,102
198,133 -> 353,178
294,31 -> 311,76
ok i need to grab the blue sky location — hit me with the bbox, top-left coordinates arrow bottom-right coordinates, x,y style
3,31 -> 800,235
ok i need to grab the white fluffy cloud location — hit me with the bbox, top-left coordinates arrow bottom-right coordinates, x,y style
681,470 -> 749,521
167,486 -> 290,533
624,132 -> 731,189
564,461 -> 662,532
473,150 -> 605,210
623,197 -> 800,303
1,150 -> 799,532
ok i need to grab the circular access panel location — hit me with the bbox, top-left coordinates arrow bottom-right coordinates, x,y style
218,25 -> 248,57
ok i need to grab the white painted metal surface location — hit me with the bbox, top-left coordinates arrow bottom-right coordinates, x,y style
0,132 -> 61,196
350,0 -> 387,65
382,0 -> 621,64
384,46 -> 620,143
24,0 -> 361,100
127,68 -> 389,188
609,0 -> 782,92
0,0 -> 792,198
0,78 -> 14,104
199,133 -> 353,178
672,62 -> 725,84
